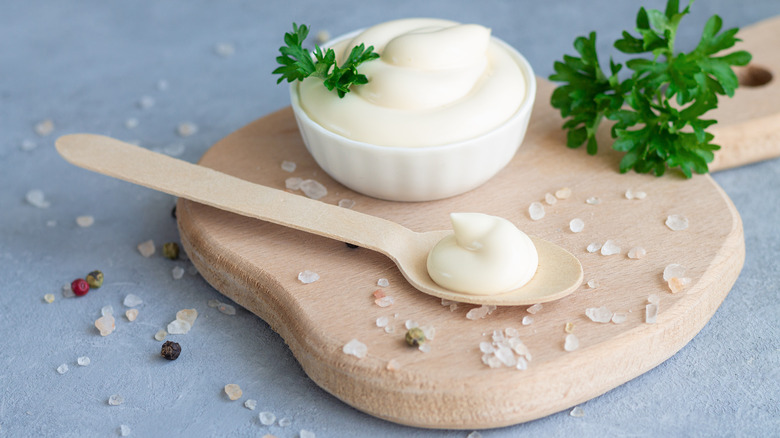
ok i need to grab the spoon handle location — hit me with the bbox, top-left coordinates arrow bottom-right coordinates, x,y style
55,134 -> 414,256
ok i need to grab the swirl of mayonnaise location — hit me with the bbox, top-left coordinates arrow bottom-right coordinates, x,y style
426,213 -> 538,295
297,18 -> 526,147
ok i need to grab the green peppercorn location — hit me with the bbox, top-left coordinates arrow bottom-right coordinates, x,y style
161,341 -> 181,360
162,242 -> 180,260
405,327 -> 426,347
86,270 -> 104,288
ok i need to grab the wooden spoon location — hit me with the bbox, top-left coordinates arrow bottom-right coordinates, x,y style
55,133 -> 583,305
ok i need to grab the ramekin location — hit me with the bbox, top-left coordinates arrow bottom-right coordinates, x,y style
288,31 -> 536,202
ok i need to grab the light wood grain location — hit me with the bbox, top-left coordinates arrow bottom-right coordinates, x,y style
173,16 -> 780,429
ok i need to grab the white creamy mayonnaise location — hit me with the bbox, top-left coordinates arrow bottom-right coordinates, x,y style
298,18 -> 526,147
426,213 -> 538,295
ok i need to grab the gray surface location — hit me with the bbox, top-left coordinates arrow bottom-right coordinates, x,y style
1,0 -> 778,436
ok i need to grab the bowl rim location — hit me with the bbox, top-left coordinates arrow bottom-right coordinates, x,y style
289,27 -> 537,154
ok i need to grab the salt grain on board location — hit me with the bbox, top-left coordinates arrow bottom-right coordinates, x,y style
285,177 -> 303,190
343,339 -> 367,359
35,119 -> 54,136
585,306 -> 613,323
611,312 -> 627,324
564,334 -> 579,352
586,197 -> 601,205
298,270 -> 319,284
177,122 -> 198,137
555,187 -> 572,199
526,303 -> 543,314
601,240 -> 621,255
569,218 -> 585,233
26,189 -> 50,208
544,193 -> 557,205
300,179 -> 327,200
280,160 -> 296,172
528,202 -> 545,220
586,242 -> 602,253
628,246 -> 647,259
665,214 -> 689,231
645,303 -> 658,323
76,215 -> 94,227
663,264 -> 686,281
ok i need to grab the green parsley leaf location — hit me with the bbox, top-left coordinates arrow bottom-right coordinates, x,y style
273,23 -> 380,98
549,0 -> 751,177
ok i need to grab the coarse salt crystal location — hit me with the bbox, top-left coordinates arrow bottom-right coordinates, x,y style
585,306 -> 613,323
224,383 -> 242,400
26,189 -> 50,208
421,325 -> 436,341
338,199 -> 355,209
285,177 -> 303,191
466,305 -> 491,320
21,139 -> 37,151
668,277 -> 690,294
77,356 -> 91,366
586,197 -> 601,205
278,417 -> 292,427
586,242 -> 602,253
158,143 -> 185,157
62,284 -> 75,298
628,246 -> 647,259
167,319 -> 191,335
419,344 -> 432,353
528,202 -> 545,220
76,216 -> 94,227
555,187 -> 572,199
137,240 -> 155,257
570,406 -> 585,417
119,425 -> 131,436
544,193 -> 557,205
343,339 -> 367,359
108,394 -> 124,406
611,312 -> 627,324
404,320 -> 418,330
218,303 -> 236,315
480,342 -> 495,354
665,214 -> 689,231
569,218 -> 585,233
95,315 -> 116,336
516,357 -> 528,370
601,240 -> 621,255
298,270 -> 319,284
177,122 -> 198,137
280,160 -> 296,172
138,95 -> 155,109
372,289 -> 385,299
625,189 -> 647,200
172,266 -> 185,279
300,430 -> 316,438
300,179 -> 327,199
564,322 -> 575,333
259,411 -> 276,426
376,316 -> 388,328
375,296 -> 394,307
35,119 -> 54,136
125,118 -> 139,129
176,309 -> 198,326
522,316 -> 533,325
125,309 -> 138,322
154,329 -> 167,341
526,303 -> 543,314
587,279 -> 599,289
663,264 -> 686,281
645,303 -> 658,323
101,305 -> 114,317
57,363 -> 69,374
123,294 -> 143,307
384,325 -> 395,334
564,334 -> 579,352
215,43 -> 235,57
207,299 -> 221,308
386,359 -> 400,371
377,278 -> 389,287
648,294 -> 660,305
44,294 -> 55,303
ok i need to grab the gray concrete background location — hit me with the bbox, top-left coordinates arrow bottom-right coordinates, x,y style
1,0 -> 778,436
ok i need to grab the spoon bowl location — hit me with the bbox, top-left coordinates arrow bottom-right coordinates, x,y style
55,133 -> 582,305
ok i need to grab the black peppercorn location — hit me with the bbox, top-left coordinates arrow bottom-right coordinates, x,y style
161,341 -> 181,360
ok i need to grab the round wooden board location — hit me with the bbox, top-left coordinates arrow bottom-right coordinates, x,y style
177,80 -> 745,429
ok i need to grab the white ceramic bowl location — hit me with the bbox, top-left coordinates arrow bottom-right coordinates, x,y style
289,32 -> 536,202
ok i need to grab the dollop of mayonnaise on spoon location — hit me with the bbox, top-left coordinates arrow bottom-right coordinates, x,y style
426,213 -> 538,295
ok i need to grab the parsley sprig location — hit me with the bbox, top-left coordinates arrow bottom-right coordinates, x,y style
273,23 -> 380,98
550,0 -> 751,177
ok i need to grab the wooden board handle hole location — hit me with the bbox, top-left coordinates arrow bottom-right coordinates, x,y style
736,64 -> 773,87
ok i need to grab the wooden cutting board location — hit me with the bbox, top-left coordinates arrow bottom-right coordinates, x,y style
176,17 -> 778,429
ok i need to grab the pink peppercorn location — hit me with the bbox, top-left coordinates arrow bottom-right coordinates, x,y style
71,278 -> 90,296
